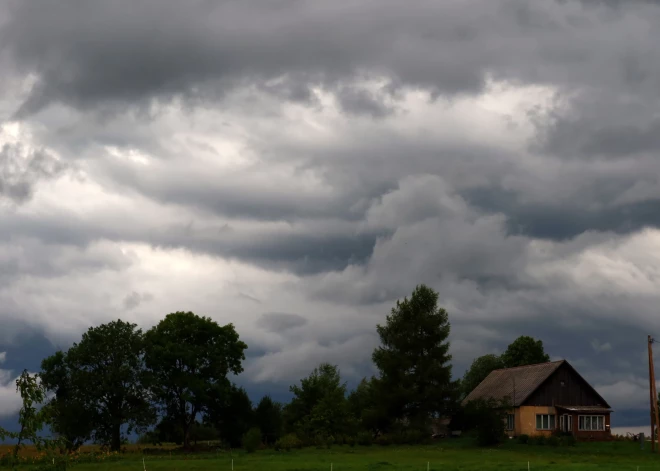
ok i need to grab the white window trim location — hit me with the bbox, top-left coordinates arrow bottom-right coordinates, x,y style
578,415 -> 605,431
506,413 -> 515,431
535,414 -> 555,431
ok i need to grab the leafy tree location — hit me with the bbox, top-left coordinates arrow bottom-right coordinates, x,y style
500,336 -> 550,368
460,354 -> 504,398
40,351 -> 94,451
372,284 -> 455,427
347,377 -> 389,435
0,370 -> 65,466
254,395 -> 283,445
40,320 -> 154,452
242,427 -> 262,453
144,311 -> 247,449
206,385 -> 254,448
285,363 -> 350,441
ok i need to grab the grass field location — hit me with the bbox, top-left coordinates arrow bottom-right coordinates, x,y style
4,439 -> 660,471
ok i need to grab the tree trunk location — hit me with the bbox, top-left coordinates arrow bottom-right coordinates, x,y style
183,421 -> 191,449
111,423 -> 121,452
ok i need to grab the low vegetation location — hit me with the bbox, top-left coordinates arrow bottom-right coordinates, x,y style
2,438 -> 659,471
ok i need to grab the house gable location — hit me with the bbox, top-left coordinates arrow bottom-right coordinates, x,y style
522,362 -> 610,408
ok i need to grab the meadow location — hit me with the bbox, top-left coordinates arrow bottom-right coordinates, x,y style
3,438 -> 660,471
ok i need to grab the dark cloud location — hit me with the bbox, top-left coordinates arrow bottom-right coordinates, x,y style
4,0 -> 660,117
122,291 -> 154,310
1,0 -> 660,429
256,313 -> 308,334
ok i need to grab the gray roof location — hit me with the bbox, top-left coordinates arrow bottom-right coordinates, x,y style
463,360 -> 565,406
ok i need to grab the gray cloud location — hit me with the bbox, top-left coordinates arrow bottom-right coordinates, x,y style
123,291 -> 154,311
2,0 -> 660,118
1,0 -> 660,427
256,313 -> 308,334
0,143 -> 68,204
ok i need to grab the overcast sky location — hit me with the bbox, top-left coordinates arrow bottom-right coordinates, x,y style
1,0 -> 660,427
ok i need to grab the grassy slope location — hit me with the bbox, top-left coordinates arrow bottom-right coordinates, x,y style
56,439 -> 660,471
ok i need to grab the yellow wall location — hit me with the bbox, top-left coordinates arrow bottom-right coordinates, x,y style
518,406 -> 555,436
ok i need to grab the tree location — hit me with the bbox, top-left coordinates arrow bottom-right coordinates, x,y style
461,354 -> 504,398
206,385 -> 254,448
0,370 -> 65,466
285,363 -> 350,441
40,320 -> 154,452
40,351 -> 94,451
347,377 -> 389,435
372,284 -> 455,427
500,336 -> 550,368
144,311 -> 247,449
254,395 -> 283,445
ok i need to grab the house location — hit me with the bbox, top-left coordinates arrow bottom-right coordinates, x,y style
463,360 -> 612,440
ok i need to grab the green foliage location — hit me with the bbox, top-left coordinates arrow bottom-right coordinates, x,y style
461,354 -> 504,397
372,284 -> 456,425
500,336 -> 550,368
205,385 -> 254,448
348,377 -> 390,435
40,320 -> 153,452
375,434 -> 392,446
274,433 -> 303,451
242,427 -> 262,453
561,434 -> 577,447
144,312 -> 247,449
532,435 -> 546,446
0,370 -> 65,468
547,435 -> 560,447
518,434 -> 529,444
285,363 -> 351,441
255,395 -> 283,445
356,431 -> 373,446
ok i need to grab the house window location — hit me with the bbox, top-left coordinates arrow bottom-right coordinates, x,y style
506,413 -> 515,430
536,414 -> 555,430
578,415 -> 605,431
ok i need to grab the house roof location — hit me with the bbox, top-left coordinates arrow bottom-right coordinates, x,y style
462,360 -> 565,407
556,405 -> 613,413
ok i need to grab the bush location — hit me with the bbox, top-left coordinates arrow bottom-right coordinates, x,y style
547,435 -> 560,447
561,435 -> 576,447
357,431 -> 373,446
531,435 -> 546,446
242,427 -> 262,453
475,410 -> 506,447
375,434 -> 392,446
518,434 -> 529,444
274,433 -> 302,451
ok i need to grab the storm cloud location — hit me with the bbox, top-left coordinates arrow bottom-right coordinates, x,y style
1,0 -> 660,425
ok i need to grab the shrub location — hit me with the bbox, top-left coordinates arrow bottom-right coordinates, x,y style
547,435 -> 560,447
375,434 -> 392,446
242,427 -> 262,453
561,435 -> 576,447
518,434 -> 529,444
357,431 -> 373,446
475,409 -> 506,447
275,433 -> 302,451
532,435 -> 546,446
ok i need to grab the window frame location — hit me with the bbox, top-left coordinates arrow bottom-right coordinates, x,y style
578,415 -> 605,431
535,414 -> 555,431
506,413 -> 515,431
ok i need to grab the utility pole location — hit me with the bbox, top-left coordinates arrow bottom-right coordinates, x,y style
649,336 -> 659,452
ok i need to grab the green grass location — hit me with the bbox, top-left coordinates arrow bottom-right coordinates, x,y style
60,439 -> 660,471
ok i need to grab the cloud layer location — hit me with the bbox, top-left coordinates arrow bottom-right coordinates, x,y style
1,0 -> 660,424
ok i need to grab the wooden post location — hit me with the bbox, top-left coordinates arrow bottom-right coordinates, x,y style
651,337 -> 660,452
650,335 -> 657,452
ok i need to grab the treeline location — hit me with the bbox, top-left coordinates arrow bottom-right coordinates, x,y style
4,284 -> 552,453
